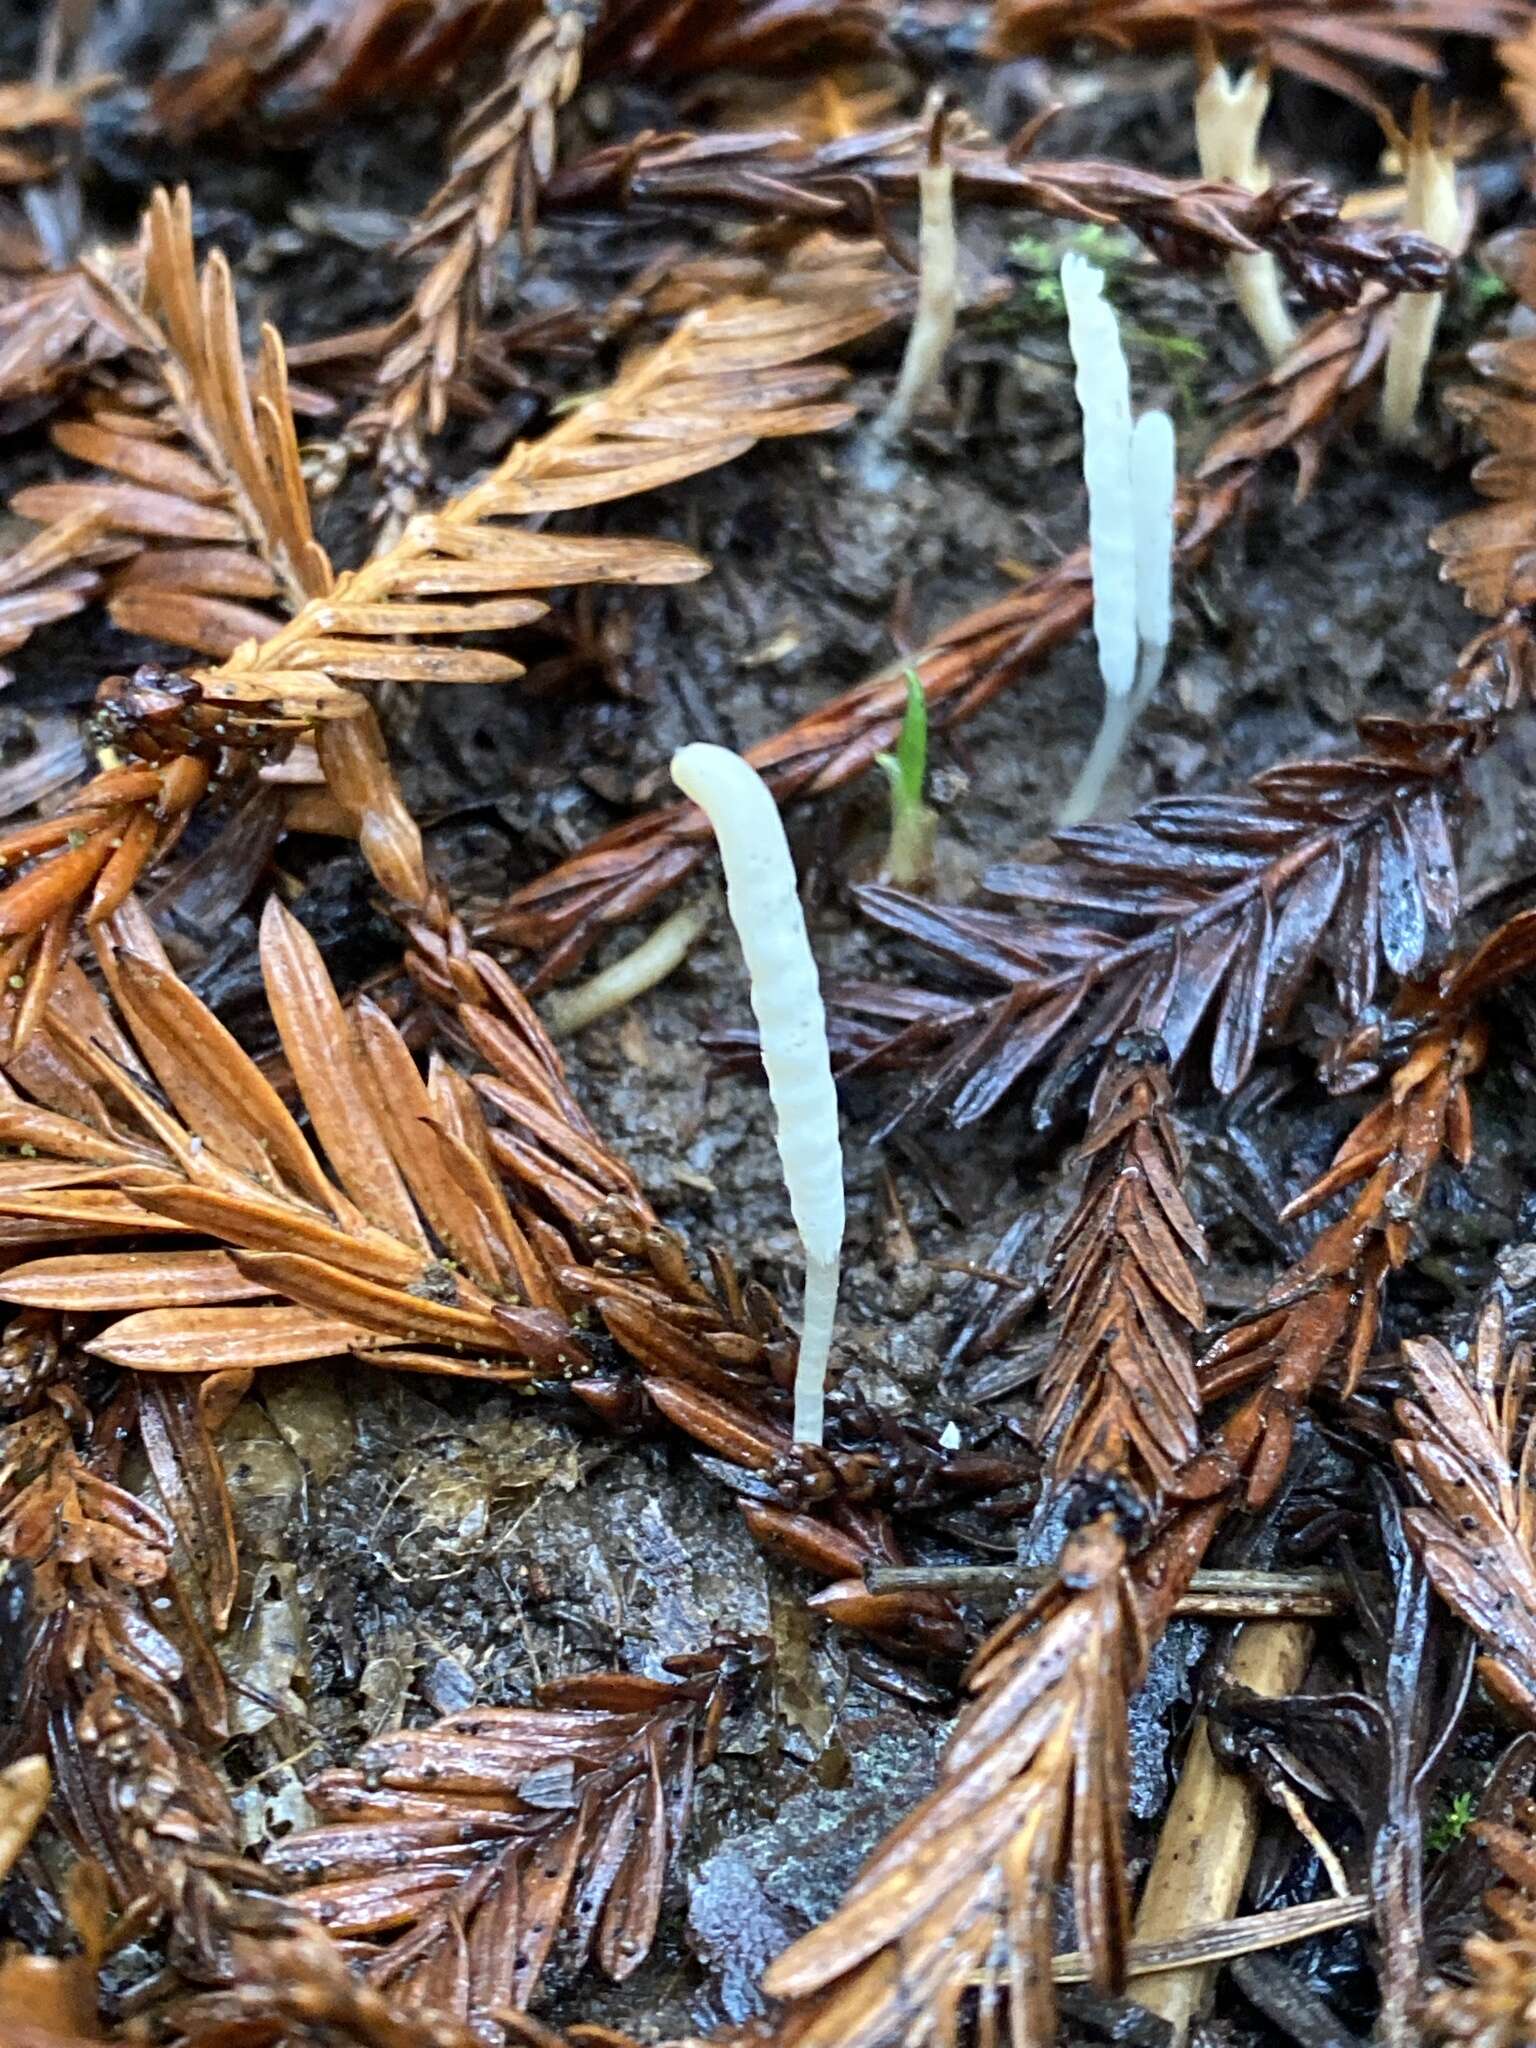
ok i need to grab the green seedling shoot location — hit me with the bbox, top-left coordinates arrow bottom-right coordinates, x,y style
877,668 -> 937,888
1428,1787 -> 1479,1853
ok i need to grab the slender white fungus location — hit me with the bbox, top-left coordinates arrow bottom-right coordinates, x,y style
1381,99 -> 1461,445
1058,257 -> 1179,828
1132,408 -> 1176,695
874,150 -> 958,444
1194,58 -> 1296,364
1062,251 -> 1138,699
670,742 -> 844,1445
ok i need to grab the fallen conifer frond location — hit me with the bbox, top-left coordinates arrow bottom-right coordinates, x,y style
0,1356 -> 297,1971
1035,1033 -> 1208,1501
984,0 -> 1533,114
546,124 -> 1454,309
189,239 -> 900,717
762,914 -> 1517,2048
12,187 -> 332,662
269,1664 -> 732,2020
0,895 -> 607,1382
152,0 -> 890,138
0,230 -> 900,1031
482,290 -> 1410,987
1396,1295 -> 1536,1725
366,3 -> 589,525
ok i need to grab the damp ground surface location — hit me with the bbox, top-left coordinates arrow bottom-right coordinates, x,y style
5,8 -> 1536,2043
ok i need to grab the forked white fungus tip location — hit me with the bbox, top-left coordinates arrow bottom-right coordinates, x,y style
1061,252 -> 1137,699
1132,409 -> 1176,665
669,742 -> 844,1445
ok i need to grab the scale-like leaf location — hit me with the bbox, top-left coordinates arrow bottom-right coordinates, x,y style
985,0 -> 1528,113
1397,1298 -> 1536,1725
1038,1035 -> 1208,1499
1434,227 -> 1536,615
267,1666 -> 726,2023
844,717 -> 1467,1131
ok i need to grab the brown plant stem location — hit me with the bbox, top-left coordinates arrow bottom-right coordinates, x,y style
1052,1890 -> 1369,1985
1130,1620 -> 1314,2038
866,1563 -> 1357,1618
544,125 -> 1453,309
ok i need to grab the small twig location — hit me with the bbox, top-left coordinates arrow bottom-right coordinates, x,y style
1270,1780 -> 1353,1899
870,99 -> 957,446
864,1564 -> 1357,1620
1131,1620 -> 1314,2039
1049,1891 -> 1370,1986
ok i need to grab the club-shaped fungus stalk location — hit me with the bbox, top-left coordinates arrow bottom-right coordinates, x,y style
876,667 -> 937,887
670,743 -> 843,1445
1058,254 -> 1178,828
1381,93 -> 1461,445
1194,52 -> 1296,364
1063,249 -> 1137,701
1133,408 -> 1176,694
871,104 -> 957,446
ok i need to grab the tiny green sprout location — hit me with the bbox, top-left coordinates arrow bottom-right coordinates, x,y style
1464,264 -> 1513,313
1008,233 -> 1057,274
876,667 -> 937,889
1002,227 -> 1139,333
1011,223 -> 1133,279
66,829 -> 87,850
1070,224 -> 1123,266
1120,325 -> 1209,422
1428,1787 -> 1479,1853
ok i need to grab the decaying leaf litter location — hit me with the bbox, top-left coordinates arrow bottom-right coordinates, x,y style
14,5 -> 1536,2048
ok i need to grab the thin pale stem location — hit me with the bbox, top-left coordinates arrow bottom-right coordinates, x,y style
1059,687 -> 1138,828
794,1252 -> 839,1445
864,1564 -> 1356,1620
1059,634 -> 1168,828
1131,1620 -> 1315,2038
873,161 -> 956,444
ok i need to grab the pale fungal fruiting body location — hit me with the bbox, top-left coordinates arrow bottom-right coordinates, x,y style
542,899 -> 712,1036
1194,58 -> 1296,365
1381,100 -> 1461,445
873,154 -> 958,445
1132,408 -> 1176,694
1059,254 -> 1178,828
1063,250 -> 1138,699
670,742 -> 844,1445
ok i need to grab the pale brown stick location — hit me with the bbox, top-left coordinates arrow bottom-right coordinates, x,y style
1130,1620 -> 1314,2037
865,1564 -> 1354,1620
1050,1890 -> 1369,1986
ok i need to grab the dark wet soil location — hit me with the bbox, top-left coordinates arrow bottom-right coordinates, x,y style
7,6 -> 1536,2041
